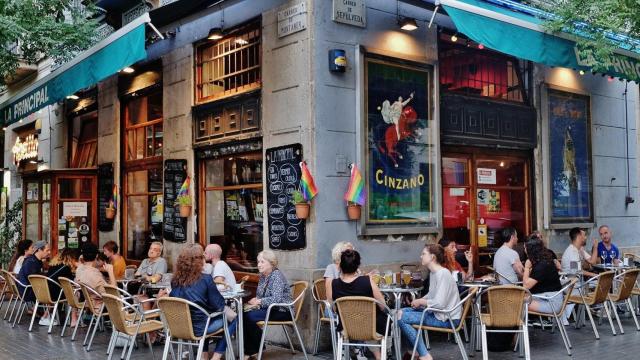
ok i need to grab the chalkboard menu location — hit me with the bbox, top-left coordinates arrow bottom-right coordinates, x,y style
266,144 -> 306,251
163,159 -> 188,242
98,163 -> 114,232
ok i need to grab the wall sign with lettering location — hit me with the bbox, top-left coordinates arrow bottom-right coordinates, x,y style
163,159 -> 188,242
98,163 -> 114,231
277,2 -> 307,38
332,0 -> 366,28
266,144 -> 306,251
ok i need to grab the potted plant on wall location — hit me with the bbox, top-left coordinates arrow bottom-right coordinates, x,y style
344,164 -> 366,220
105,185 -> 117,220
292,161 -> 318,220
291,190 -> 310,219
177,176 -> 192,218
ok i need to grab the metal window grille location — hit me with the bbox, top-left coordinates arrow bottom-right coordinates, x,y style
196,22 -> 261,103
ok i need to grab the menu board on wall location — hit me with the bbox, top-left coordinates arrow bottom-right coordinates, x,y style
98,163 -> 114,232
266,144 -> 306,251
163,159 -> 187,242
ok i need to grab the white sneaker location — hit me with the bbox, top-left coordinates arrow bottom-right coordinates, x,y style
38,316 -> 59,326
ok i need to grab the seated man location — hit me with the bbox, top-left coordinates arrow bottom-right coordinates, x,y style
203,244 -> 237,290
493,227 -> 524,285
561,227 -> 598,277
103,241 -> 126,279
135,241 -> 167,282
596,225 -> 620,265
17,241 -> 50,303
75,243 -> 116,311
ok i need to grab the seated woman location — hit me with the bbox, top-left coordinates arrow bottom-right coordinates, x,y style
398,244 -> 461,360
243,250 -> 293,359
438,238 -> 473,281
523,235 -> 563,314
164,244 -> 237,360
38,248 -> 79,326
323,241 -> 354,299
327,249 -> 387,360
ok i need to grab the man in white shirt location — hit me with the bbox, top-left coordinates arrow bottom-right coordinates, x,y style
203,244 -> 237,290
493,227 -> 524,284
561,227 -> 598,277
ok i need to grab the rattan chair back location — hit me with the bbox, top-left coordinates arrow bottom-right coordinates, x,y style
102,293 -> 131,334
558,278 -> 577,314
0,270 -> 17,296
59,277 -> 84,309
157,297 -> 198,341
79,283 -> 102,315
457,287 -> 477,330
312,278 -> 327,301
28,275 -> 55,304
613,269 -> 640,301
486,285 -> 527,328
291,281 -> 308,321
103,284 -> 124,298
591,271 -> 615,304
335,296 -> 379,341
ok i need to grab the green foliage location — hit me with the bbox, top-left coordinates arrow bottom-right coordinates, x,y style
290,190 -> 307,205
0,200 -> 23,268
0,0 -> 98,84
177,195 -> 192,206
533,0 -> 640,72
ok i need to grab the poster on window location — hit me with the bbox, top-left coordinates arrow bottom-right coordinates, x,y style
548,89 -> 593,222
366,58 -> 435,225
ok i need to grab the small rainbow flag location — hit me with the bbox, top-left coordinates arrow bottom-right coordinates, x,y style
109,185 -> 118,210
299,162 -> 318,201
178,176 -> 191,197
344,164 -> 366,206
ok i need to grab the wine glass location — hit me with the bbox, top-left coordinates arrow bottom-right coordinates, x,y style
610,253 -> 616,266
601,251 -> 607,264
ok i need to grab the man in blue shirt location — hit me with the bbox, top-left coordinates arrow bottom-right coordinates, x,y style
597,225 -> 620,265
17,240 -> 50,302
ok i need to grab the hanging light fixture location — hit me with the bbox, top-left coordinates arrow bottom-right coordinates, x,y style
451,34 -> 458,42
579,70 -> 585,75
208,27 -> 224,40
399,17 -> 419,31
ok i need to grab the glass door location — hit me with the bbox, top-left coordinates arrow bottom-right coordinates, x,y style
442,149 -> 531,271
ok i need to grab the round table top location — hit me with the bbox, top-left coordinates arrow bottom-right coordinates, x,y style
379,285 -> 423,293
592,263 -> 632,270
221,290 -> 248,299
461,280 -> 498,288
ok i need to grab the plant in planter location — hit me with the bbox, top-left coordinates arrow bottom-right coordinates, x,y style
343,164 -> 366,220
105,185 -> 117,220
290,190 -> 310,219
177,176 -> 192,217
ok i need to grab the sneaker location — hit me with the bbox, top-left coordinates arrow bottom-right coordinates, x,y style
38,317 -> 54,326
562,318 -> 570,326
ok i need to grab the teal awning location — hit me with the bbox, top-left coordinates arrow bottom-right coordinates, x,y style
439,0 -> 640,82
1,13 -> 150,126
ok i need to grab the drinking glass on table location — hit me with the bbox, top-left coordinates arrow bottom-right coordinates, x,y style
371,270 -> 381,287
384,271 -> 393,287
601,251 -> 607,264
402,270 -> 411,288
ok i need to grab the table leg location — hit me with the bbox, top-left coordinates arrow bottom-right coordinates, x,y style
237,297 -> 244,360
394,293 -> 402,360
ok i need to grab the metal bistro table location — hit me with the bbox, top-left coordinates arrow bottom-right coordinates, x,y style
222,290 -> 248,360
380,285 -> 423,360
461,279 -> 498,353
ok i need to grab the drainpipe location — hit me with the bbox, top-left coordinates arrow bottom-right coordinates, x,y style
624,81 -> 635,207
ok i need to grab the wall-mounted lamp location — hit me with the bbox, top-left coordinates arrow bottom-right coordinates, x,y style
451,34 -> 458,42
399,17 -> 419,31
66,94 -> 79,100
34,118 -> 42,134
121,66 -> 135,74
207,27 -> 224,40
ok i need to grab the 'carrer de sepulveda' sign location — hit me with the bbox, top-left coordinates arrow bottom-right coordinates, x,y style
332,0 -> 366,28
12,134 -> 38,165
277,2 -> 307,38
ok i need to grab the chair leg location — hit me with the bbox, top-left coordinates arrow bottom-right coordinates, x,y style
3,294 -> 14,319
602,301 -> 617,336
87,315 -> 102,351
313,307 -> 321,354
627,298 -> 640,331
584,304 -> 600,339
424,329 -> 430,350
107,331 -> 117,359
61,305 -> 71,337
283,325 -> 295,354
454,330 -> 469,360
554,314 -> 572,355
336,334 -> 343,360
257,322 -> 269,360
194,337 -> 206,360
84,313 -> 96,346
161,335 -> 171,360
28,300 -> 39,331
8,296 -> 19,322
124,335 -> 136,360
17,301 -> 29,325
48,302 -> 59,334
481,325 -> 489,360
72,307 -> 84,341
291,321 -> 309,360
611,300 -> 624,334
13,300 -> 26,327
522,326 -> 531,360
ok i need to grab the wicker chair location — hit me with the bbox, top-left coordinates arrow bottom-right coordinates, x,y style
528,279 -> 577,356
568,270 -> 616,339
27,275 -> 66,333
256,281 -> 309,360
103,284 -> 160,321
311,278 -> 337,356
1,270 -> 17,320
479,285 -> 530,360
79,283 -> 109,351
609,269 -> 640,333
58,277 -> 86,340
2,270 -> 32,327
334,296 -> 393,360
157,296 -> 234,360
102,293 -> 164,360
410,288 -> 477,360
0,272 -> 11,314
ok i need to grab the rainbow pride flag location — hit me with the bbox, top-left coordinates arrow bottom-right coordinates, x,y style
299,162 -> 318,201
344,164 -> 366,206
109,185 -> 118,210
178,176 -> 191,197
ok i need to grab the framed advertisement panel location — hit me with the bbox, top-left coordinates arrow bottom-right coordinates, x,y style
360,54 -> 439,234
547,88 -> 593,224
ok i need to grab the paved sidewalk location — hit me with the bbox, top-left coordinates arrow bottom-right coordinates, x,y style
2,306 -> 640,359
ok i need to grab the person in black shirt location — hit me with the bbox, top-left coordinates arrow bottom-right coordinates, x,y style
523,236 -> 563,314
17,241 -> 50,303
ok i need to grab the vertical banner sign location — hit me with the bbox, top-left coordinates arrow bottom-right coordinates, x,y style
163,159 -> 188,242
366,59 -> 435,225
98,163 -> 114,232
266,144 -> 306,251
548,89 -> 593,222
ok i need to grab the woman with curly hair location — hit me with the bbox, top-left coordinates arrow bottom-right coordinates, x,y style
165,244 -> 237,360
523,235 -> 563,313
38,248 -> 79,326
8,239 -> 34,273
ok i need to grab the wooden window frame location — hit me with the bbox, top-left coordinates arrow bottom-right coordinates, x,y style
22,178 -> 50,242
